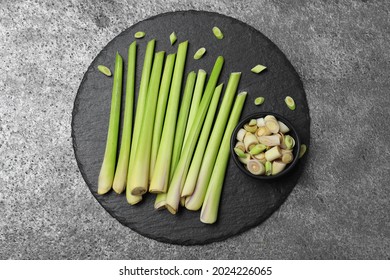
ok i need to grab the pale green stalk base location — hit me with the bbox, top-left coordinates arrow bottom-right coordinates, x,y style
126,40 -> 155,204
154,193 -> 167,210
185,72 -> 241,210
149,41 -> 189,194
150,53 -> 176,181
183,69 -> 207,147
113,41 -> 136,195
181,82 -> 222,197
129,51 -> 165,196
98,52 -> 123,195
165,58 -> 225,214
200,92 -> 247,224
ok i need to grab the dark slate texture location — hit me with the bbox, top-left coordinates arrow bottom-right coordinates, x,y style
0,0 -> 389,259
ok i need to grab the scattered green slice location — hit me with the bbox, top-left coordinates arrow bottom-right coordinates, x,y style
134,31 -> 145,39
194,47 -> 206,60
212,26 -> 224,39
97,65 -> 112,76
299,144 -> 307,158
254,97 -> 265,105
170,32 -> 177,45
251,64 -> 267,74
285,96 -> 296,110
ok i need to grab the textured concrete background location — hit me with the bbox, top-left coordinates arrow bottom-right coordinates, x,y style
0,0 -> 389,259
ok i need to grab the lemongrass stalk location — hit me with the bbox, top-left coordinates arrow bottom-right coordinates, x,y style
154,193 -> 167,210
97,52 -> 123,195
150,53 -> 176,181
112,42 -> 136,195
129,51 -> 165,195
166,82 -> 225,214
164,57 -> 225,214
149,41 -> 188,193
181,83 -> 222,198
200,92 -> 247,224
170,71 -> 197,180
125,40 -> 155,204
183,69 -> 207,146
185,72 -> 241,210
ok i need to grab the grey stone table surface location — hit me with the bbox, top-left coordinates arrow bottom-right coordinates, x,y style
0,0 -> 389,259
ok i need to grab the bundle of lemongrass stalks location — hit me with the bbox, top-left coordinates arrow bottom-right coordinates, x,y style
97,38 -> 247,224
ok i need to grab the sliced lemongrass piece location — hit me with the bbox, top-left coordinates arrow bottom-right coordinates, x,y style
265,146 -> 282,162
212,26 -> 224,39
250,144 -> 267,155
281,149 -> 293,155
265,161 -> 272,176
258,135 -> 280,146
97,52 -> 123,195
254,152 -> 267,164
254,97 -> 265,105
256,126 -> 271,137
194,47 -> 206,60
243,132 -> 258,152
272,161 -> 286,175
282,153 -> 293,164
285,96 -> 296,110
128,51 -> 165,196
200,92 -> 247,224
247,159 -> 265,175
234,147 -> 246,158
248,119 -> 257,126
126,39 -> 155,202
185,73 -> 242,211
181,87 -> 223,198
150,53 -> 176,181
184,69 -> 207,145
278,121 -> 290,133
251,64 -> 267,74
265,118 -> 279,133
236,128 -> 246,142
235,141 -> 245,152
244,124 -> 257,133
284,135 -> 295,149
113,42 -> 137,196
134,31 -> 145,38
238,153 -> 251,164
264,115 -> 277,122
97,65 -> 112,76
164,57 -> 225,213
299,144 -> 307,158
170,32 -> 177,45
256,118 -> 265,127
149,41 -> 189,194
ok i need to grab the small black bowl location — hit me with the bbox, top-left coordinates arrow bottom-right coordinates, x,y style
230,112 -> 301,180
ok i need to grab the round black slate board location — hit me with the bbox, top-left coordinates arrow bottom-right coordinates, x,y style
72,10 -> 310,245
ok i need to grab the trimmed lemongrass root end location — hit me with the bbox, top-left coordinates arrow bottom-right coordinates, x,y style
254,97 -> 265,105
194,47 -> 206,60
169,32 -> 177,45
212,26 -> 224,39
285,96 -> 296,110
251,64 -> 267,74
134,31 -> 145,38
97,65 -> 111,76
299,144 -> 307,158
98,52 -> 123,195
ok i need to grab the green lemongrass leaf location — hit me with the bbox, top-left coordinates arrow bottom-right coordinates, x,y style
200,92 -> 247,224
